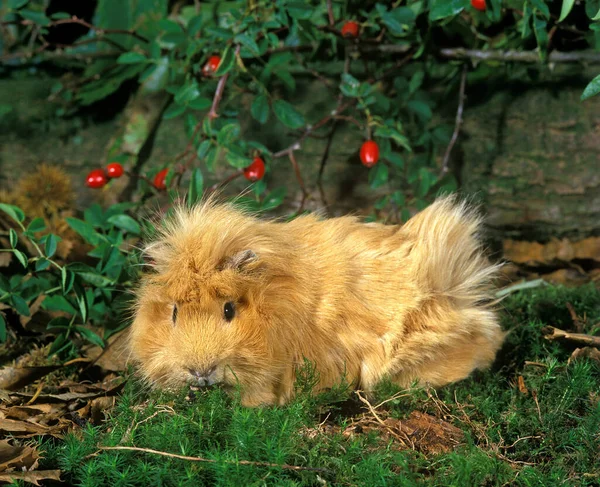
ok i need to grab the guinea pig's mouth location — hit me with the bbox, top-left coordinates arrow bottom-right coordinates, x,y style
186,365 -> 226,389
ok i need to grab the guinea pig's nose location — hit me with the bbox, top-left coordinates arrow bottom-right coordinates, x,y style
188,365 -> 217,387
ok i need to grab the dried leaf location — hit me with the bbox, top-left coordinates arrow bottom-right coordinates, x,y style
517,375 -> 529,395
0,366 -> 63,391
569,347 -> 600,364
0,439 -> 39,472
0,469 -> 61,485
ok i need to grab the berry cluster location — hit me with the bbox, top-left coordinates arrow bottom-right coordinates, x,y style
85,163 -> 124,188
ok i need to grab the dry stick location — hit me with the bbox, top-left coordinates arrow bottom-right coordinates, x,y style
174,45 -> 241,188
316,123 -> 339,210
439,64 -> 467,178
288,151 -> 308,212
326,0 -> 335,26
94,446 -> 333,475
438,47 -> 600,64
355,391 -> 412,449
541,326 -> 600,347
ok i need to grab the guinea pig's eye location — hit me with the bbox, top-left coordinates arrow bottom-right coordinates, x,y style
172,304 -> 178,324
223,301 -> 235,322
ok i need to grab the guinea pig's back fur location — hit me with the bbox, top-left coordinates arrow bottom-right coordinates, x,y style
130,196 -> 504,406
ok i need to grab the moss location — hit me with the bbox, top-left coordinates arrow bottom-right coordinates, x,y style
41,284 -> 600,486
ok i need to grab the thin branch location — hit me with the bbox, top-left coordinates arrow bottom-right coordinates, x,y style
208,46 -> 241,120
439,48 -> 600,64
289,151 -> 308,212
49,16 -> 149,44
327,0 -> 335,26
94,446 -> 333,475
317,123 -> 338,210
439,64 -> 467,177
542,326 -> 600,347
206,169 -> 244,195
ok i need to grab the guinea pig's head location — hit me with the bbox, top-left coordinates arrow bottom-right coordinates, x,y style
129,204 -> 285,394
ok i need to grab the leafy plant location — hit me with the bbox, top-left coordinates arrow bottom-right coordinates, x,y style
3,0 -> 598,218
0,202 -> 140,352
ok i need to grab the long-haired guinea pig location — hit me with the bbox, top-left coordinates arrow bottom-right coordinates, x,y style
129,195 -> 504,407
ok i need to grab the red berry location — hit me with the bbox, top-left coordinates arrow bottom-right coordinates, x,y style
471,0 -> 486,11
341,21 -> 359,38
203,55 -> 221,75
106,162 -> 124,178
359,140 -> 380,168
243,157 -> 266,182
153,168 -> 169,190
86,169 -> 108,189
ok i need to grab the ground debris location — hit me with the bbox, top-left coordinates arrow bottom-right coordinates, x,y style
0,438 -> 62,485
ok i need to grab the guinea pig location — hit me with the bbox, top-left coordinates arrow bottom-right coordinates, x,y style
129,195 -> 504,407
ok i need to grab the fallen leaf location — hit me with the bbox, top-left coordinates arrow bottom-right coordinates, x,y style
0,366 -> 63,391
0,439 -> 39,472
503,237 -> 600,264
517,375 -> 529,395
86,328 -> 129,373
0,469 -> 61,485
569,347 -> 600,364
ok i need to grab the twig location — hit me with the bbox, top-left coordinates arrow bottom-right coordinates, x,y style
49,16 -> 149,44
355,390 -> 411,449
541,326 -> 600,347
439,65 -> 467,177
93,446 -> 333,475
206,169 -> 244,195
208,47 -> 240,120
439,48 -> 600,64
327,0 -> 335,26
317,124 -> 338,209
289,151 -> 308,212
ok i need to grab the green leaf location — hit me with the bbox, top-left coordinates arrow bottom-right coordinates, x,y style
369,164 -> 389,189
77,272 -> 114,288
27,217 -> 46,233
107,215 -> 141,235
8,0 -> 29,8
84,204 -> 105,229
234,33 -> 260,55
558,0 -> 576,21
251,95 -> 270,124
429,0 -> 468,20
530,0 -> 550,18
225,147 -> 252,169
214,45 -> 235,76
0,203 -> 25,224
61,267 -> 74,294
163,103 -> 186,120
188,97 -> 212,110
381,7 -> 416,35
46,317 -> 70,331
407,100 -> 432,122
65,217 -> 101,245
217,122 -> 241,145
19,8 -> 50,25
45,234 -> 58,258
261,187 -> 287,211
117,52 -> 148,64
273,100 -> 305,129
75,326 -> 105,348
0,313 -> 6,342
11,294 -> 30,317
174,81 -> 200,104
43,295 -> 77,315
48,333 -> 68,357
9,229 -> 17,248
35,258 -> 51,272
12,249 -> 28,268
582,74 -> 600,100
188,168 -> 204,206
340,73 -> 360,97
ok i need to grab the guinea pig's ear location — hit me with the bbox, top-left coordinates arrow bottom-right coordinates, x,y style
220,249 -> 258,273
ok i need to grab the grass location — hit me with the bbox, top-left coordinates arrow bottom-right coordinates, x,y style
37,284 -> 600,487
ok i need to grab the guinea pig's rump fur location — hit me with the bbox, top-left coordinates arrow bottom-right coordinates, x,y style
129,196 -> 504,407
